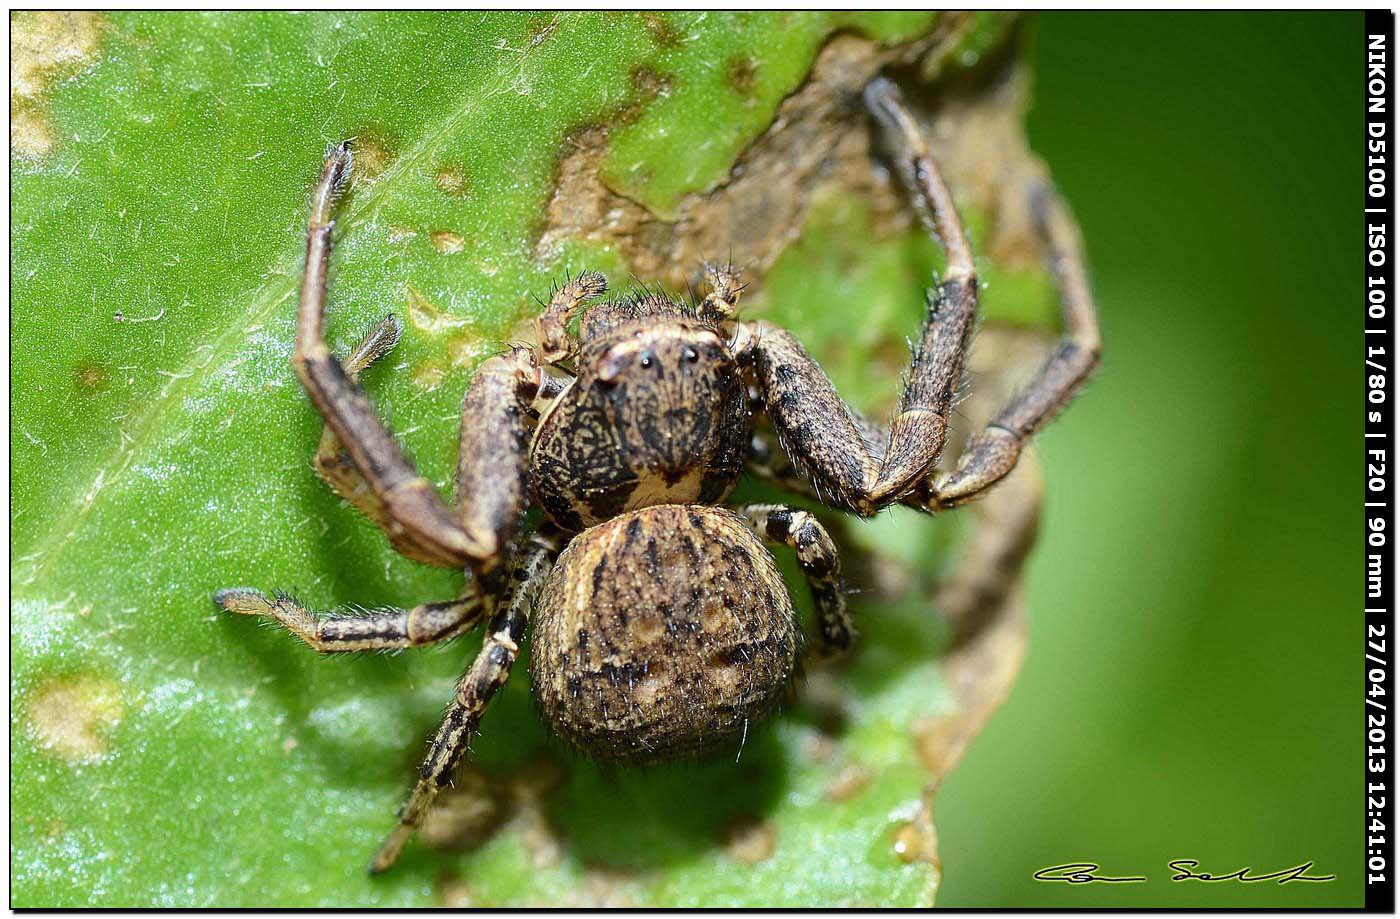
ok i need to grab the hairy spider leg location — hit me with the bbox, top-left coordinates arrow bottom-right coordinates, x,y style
307,314 -> 465,566
369,531 -> 558,874
733,78 -> 976,516
736,77 -> 1098,518
699,259 -> 744,323
213,588 -> 485,653
921,180 -> 1102,509
536,271 -> 608,364
454,346 -> 544,594
735,503 -> 852,660
291,143 -> 545,590
292,143 -> 484,569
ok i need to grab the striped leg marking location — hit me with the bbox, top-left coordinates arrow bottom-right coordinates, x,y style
213,588 -> 483,654
736,504 -> 853,659
369,534 -> 557,873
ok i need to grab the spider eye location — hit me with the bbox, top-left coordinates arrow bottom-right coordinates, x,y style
639,352 -> 654,369
683,347 -> 699,363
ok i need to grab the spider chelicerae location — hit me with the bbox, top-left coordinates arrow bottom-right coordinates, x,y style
214,77 -> 1101,873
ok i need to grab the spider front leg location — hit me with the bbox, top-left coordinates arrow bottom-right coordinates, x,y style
293,143 -> 523,579
698,259 -> 745,323
370,531 -> 558,874
536,271 -> 607,364
292,143 -> 547,587
736,504 -> 853,660
308,314 -> 459,567
734,79 -> 978,516
454,345 -> 546,595
920,181 -> 1102,509
739,78 -> 1098,516
217,346 -> 540,648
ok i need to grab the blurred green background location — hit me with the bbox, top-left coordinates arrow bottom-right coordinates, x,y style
936,12 -> 1360,908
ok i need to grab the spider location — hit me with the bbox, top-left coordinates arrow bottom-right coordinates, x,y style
214,77 -> 1100,874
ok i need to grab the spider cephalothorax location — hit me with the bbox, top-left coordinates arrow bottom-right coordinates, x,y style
529,291 -> 749,531
214,77 -> 1101,873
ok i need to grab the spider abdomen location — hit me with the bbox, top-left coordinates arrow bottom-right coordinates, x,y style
530,504 -> 801,763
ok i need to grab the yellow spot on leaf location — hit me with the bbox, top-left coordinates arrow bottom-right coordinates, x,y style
430,229 -> 466,255
73,358 -> 109,394
11,11 -> 105,160
433,163 -> 471,198
891,815 -> 940,870
403,285 -> 490,386
437,878 -> 473,908
11,107 -> 55,161
347,128 -> 395,185
27,672 -> 123,762
824,761 -> 873,802
410,361 -> 446,389
405,285 -> 469,335
403,285 -> 484,386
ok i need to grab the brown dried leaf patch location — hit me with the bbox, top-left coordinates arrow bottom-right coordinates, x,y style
535,15 -> 1046,298
11,11 -> 106,160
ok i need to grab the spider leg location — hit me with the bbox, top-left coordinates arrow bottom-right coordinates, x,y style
735,319 -> 881,514
861,77 -> 981,507
292,143 -> 485,570
309,315 -> 458,567
293,145 -> 546,586
455,345 -> 544,592
734,78 -> 975,515
738,78 -> 1097,517
698,259 -> 744,323
536,271 -> 607,365
744,419 -> 884,509
213,588 -> 483,653
735,504 -> 853,660
921,181 -> 1102,510
369,530 -> 558,874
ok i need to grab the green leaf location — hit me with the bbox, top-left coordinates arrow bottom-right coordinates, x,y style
12,10 -> 1054,907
